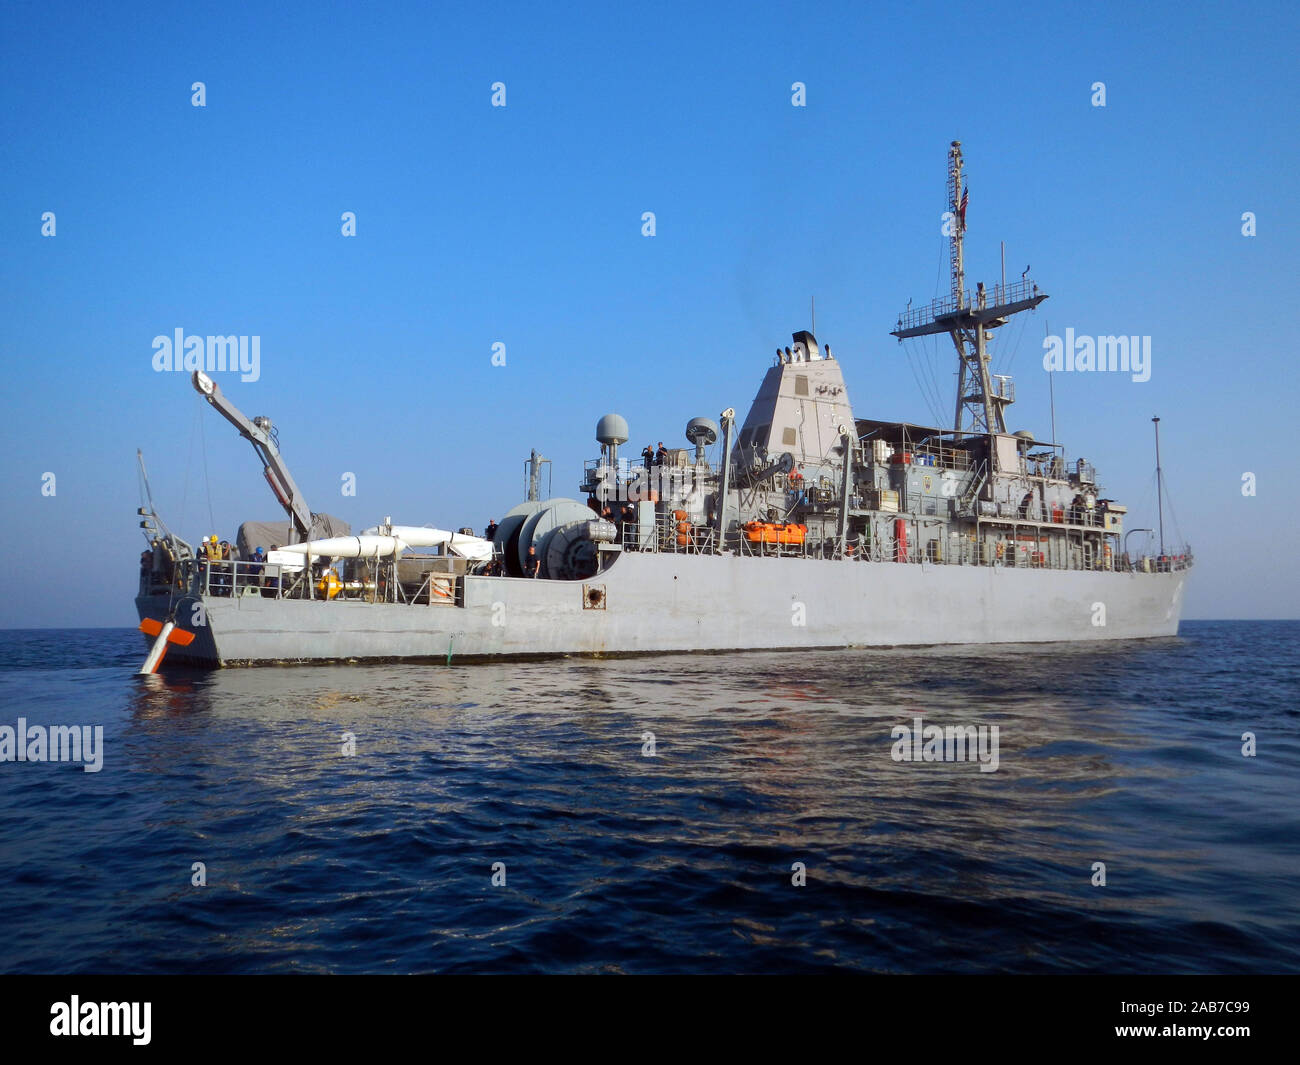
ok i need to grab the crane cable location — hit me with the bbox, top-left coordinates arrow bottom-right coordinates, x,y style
198,395 -> 216,536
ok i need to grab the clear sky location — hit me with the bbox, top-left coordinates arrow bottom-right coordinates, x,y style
1,0 -> 1296,627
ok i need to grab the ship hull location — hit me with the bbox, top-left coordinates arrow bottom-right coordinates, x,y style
135,553 -> 1187,667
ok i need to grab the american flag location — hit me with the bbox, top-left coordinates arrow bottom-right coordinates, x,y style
959,186 -> 969,230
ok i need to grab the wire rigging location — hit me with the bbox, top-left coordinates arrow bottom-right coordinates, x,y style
198,395 -> 216,535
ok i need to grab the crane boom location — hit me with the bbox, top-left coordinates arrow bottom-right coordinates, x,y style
191,370 -> 314,544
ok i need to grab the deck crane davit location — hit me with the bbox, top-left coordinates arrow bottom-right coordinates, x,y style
191,370 -> 313,545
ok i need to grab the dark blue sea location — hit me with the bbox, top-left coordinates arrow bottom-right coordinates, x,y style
0,621 -> 1296,974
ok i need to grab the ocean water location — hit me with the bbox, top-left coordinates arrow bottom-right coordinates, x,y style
0,621 -> 1296,974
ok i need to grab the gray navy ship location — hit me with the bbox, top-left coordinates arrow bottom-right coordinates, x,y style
135,142 -> 1191,669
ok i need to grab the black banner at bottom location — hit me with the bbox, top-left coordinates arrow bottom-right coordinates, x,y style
0,973 -> 1286,1052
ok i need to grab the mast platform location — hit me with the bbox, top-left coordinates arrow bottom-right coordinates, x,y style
892,278 -> 1047,339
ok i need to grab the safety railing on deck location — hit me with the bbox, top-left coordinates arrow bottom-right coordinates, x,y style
140,557 -> 465,605
581,459 -> 715,502
609,515 -> 1192,576
895,278 -> 1043,332
139,524 -> 1191,603
975,503 -> 1109,526
144,557 -> 299,600
618,513 -> 718,555
912,441 -> 974,470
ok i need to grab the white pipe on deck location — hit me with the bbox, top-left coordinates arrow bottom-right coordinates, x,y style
274,535 -> 409,558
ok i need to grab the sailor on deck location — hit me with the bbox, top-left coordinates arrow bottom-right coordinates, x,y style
262,545 -> 281,597
200,535 -> 220,595
215,540 -> 234,596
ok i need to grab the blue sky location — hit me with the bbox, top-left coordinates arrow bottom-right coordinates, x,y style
1,0 -> 1296,626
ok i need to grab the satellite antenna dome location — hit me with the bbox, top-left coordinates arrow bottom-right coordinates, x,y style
596,413 -> 629,446
685,417 -> 718,448
686,417 -> 719,462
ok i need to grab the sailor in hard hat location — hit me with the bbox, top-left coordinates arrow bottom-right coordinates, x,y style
197,535 -> 217,594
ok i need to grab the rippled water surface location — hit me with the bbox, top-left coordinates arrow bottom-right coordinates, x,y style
0,621 -> 1296,973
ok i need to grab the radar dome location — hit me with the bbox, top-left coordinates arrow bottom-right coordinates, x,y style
596,414 -> 629,446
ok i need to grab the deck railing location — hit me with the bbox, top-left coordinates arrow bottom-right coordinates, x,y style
139,557 -> 300,600
895,279 -> 1044,332
138,529 -> 1191,605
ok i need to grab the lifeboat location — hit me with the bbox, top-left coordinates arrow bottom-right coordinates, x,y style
742,521 -> 807,545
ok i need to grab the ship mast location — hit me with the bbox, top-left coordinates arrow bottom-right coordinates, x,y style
892,141 -> 1048,464
949,140 -> 965,310
1152,416 -> 1165,556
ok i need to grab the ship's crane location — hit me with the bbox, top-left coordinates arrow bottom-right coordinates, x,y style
190,370 -> 313,544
